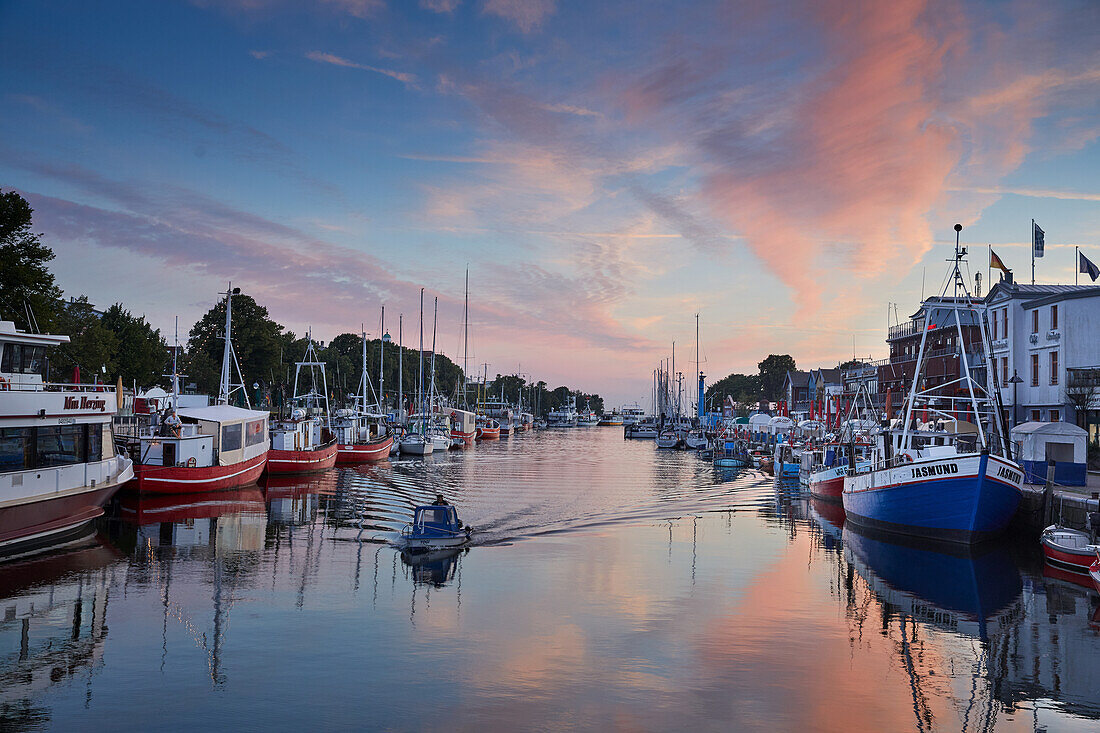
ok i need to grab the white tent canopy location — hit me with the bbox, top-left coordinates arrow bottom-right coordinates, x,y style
1010,421 -> 1087,463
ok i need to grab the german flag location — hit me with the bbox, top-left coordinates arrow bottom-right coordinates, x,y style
990,248 -> 1010,275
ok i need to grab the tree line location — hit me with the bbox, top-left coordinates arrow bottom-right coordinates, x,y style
0,189 -> 600,415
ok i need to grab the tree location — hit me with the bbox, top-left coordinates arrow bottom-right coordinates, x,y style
1065,369 -> 1100,431
51,297 -> 118,382
0,190 -> 63,331
706,372 -> 762,407
758,354 -> 796,402
186,292 -> 288,397
101,304 -> 170,388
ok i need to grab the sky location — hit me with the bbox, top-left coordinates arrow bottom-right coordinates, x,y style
2,0 -> 1099,406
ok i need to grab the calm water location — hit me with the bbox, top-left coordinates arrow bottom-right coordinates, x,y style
2,428 -> 1099,731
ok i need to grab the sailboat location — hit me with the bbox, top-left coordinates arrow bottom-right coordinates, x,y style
399,289 -> 433,456
333,310 -> 393,463
267,333 -> 338,474
842,226 -> 1023,543
126,286 -> 270,493
425,297 -> 453,451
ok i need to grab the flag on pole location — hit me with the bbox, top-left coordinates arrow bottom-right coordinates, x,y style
1033,222 -> 1045,258
989,248 -> 1010,275
1081,251 -> 1100,282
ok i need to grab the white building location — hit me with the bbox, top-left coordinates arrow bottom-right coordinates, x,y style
984,280 -> 1100,433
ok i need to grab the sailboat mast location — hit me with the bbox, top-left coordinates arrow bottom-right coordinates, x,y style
398,314 -> 403,422
696,313 -> 700,422
379,306 -> 385,413
462,267 -> 469,407
418,288 -> 425,433
171,316 -> 180,408
430,296 -> 438,406
360,324 -> 367,414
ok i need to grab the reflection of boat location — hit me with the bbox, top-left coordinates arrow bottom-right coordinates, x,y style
400,498 -> 471,550
843,522 -> 1022,639
401,547 -> 464,586
0,534 -> 121,706
118,487 -> 266,525
810,496 -> 846,538
1040,525 -> 1099,574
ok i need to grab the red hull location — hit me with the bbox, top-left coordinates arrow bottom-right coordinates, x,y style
0,483 -> 122,555
1041,541 -> 1097,573
450,429 -> 475,445
336,435 -> 394,464
476,427 -> 500,440
267,440 -> 338,475
808,475 -> 844,502
130,451 -> 268,494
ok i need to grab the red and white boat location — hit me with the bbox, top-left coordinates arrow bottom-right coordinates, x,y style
331,328 -> 393,464
1040,525 -> 1099,574
448,408 -> 476,445
267,335 -> 338,475
0,320 -> 134,557
119,286 -> 271,494
1091,553 -> 1100,594
475,416 -> 500,440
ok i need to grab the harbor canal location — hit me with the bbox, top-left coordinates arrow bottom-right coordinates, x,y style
2,428 -> 1098,731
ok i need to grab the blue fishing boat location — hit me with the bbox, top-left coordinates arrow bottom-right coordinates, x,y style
713,437 -> 751,468
400,495 -> 471,551
773,441 -> 801,479
842,227 -> 1023,544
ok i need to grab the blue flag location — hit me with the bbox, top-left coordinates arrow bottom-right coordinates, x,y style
1081,251 -> 1099,282
1033,221 -> 1045,258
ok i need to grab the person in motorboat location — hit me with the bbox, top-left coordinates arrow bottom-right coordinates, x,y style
401,495 -> 471,551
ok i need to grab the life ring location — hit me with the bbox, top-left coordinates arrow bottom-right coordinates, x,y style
900,453 -> 913,464
0,377 -> 7,391
187,456 -> 197,467
450,411 -> 457,419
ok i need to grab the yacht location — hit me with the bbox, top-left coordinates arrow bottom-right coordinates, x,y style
0,320 -> 134,557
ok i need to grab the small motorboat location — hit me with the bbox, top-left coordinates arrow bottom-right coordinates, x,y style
399,432 -> 433,456
1040,525 -> 1099,573
655,430 -> 680,449
400,496 -> 472,551
683,431 -> 708,451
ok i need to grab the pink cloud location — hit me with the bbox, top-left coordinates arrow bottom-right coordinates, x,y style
305,51 -> 419,87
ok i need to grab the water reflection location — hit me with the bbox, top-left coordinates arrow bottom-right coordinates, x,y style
1,429 -> 1099,730
0,533 -> 118,729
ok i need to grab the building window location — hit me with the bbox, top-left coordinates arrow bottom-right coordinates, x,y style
1050,351 -> 1059,385
1031,409 -> 1041,422
991,315 -> 997,340
1031,309 -> 1039,334
1001,357 -> 1008,384
1051,304 -> 1058,330
1003,308 -> 1008,338
1050,409 -> 1060,422
1031,353 -> 1039,386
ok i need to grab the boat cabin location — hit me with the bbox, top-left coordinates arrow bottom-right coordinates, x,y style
412,504 -> 464,535
330,409 -> 388,445
173,405 -> 269,467
271,411 -> 327,452
448,408 -> 476,435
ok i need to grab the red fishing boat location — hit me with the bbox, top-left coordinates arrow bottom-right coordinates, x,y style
267,335 -> 338,475
119,287 -> 270,494
332,318 -> 395,464
475,416 -> 500,440
448,408 -> 476,445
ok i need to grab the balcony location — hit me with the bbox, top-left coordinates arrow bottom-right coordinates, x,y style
888,320 -> 922,341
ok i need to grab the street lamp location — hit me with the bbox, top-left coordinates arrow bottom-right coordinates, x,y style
1008,371 -> 1024,427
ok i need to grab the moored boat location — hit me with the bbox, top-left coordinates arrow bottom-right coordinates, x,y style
447,408 -> 476,444
842,228 -> 1023,544
475,416 -> 501,440
333,321 -> 394,464
0,320 -> 135,557
1040,525 -> 1099,574
267,336 -> 338,475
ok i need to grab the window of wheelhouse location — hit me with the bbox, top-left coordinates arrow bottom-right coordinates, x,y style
221,423 -> 243,452
244,419 -> 265,447
0,344 -> 46,375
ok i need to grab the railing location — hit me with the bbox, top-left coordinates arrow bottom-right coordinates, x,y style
888,320 -> 923,341
1,380 -> 118,393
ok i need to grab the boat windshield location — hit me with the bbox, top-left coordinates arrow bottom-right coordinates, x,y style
416,507 -> 455,528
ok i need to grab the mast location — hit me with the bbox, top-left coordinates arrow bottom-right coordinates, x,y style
216,284 -> 250,408
398,314 -> 403,423
379,306 -> 385,413
429,296 -> 438,408
462,267 -> 469,408
418,288 -> 424,434
171,316 -> 180,408
360,324 -> 368,415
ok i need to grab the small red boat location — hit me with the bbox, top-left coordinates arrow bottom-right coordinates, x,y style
475,418 -> 500,441
1040,525 -> 1099,574
132,450 -> 268,493
336,433 -> 393,463
448,408 -> 477,445
267,437 -> 338,474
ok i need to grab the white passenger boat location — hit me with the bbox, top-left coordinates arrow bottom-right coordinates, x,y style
0,320 -> 134,558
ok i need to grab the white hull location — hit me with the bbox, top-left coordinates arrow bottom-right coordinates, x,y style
399,438 -> 433,455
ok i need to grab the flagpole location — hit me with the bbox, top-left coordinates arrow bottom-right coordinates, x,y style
1076,246 -> 1079,286
987,244 -> 991,288
1031,218 -> 1035,285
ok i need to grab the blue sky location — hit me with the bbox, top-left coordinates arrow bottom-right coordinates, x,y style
2,0 -> 1098,405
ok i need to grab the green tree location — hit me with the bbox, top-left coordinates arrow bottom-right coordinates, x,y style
52,297 -> 118,382
101,304 -> 170,387
186,292 -> 288,397
706,372 -> 762,407
758,354 -> 796,402
0,190 -> 63,331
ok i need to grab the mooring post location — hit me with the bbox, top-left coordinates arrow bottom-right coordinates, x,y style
1043,459 -> 1056,527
